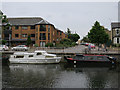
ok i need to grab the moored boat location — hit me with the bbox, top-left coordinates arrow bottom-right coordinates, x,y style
66,54 -> 117,66
9,50 -> 61,64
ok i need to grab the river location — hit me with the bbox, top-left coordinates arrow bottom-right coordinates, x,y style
2,63 -> 120,88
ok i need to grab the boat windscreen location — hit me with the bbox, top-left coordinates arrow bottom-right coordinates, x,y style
16,55 -> 24,58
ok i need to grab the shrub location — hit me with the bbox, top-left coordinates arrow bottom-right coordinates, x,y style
34,44 -> 38,47
45,43 -> 54,47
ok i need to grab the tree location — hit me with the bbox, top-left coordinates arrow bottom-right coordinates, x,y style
88,21 -> 109,46
67,28 -> 71,34
66,28 -> 80,42
68,33 -> 80,42
2,40 -> 7,45
81,36 -> 90,42
27,35 -> 32,46
45,43 -> 54,47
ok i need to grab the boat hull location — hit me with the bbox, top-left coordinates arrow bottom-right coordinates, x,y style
66,59 -> 115,67
9,57 -> 61,64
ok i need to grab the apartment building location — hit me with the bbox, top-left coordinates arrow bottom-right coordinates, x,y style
6,17 -> 66,47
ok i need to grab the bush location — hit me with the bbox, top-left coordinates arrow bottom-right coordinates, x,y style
112,44 -> 120,47
34,44 -> 38,47
45,43 -> 54,47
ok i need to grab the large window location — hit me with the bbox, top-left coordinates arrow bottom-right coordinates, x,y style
60,32 -> 62,35
40,25 -> 46,31
15,26 -> 19,29
36,26 -> 38,32
31,25 -> 35,29
22,34 -> 27,38
57,31 -> 59,35
116,29 -> 119,35
15,34 -> 19,38
22,26 -> 28,30
48,25 -> 50,32
31,34 -> 35,37
39,33 -> 46,40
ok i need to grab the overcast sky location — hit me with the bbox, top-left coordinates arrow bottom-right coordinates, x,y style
1,2 -> 118,39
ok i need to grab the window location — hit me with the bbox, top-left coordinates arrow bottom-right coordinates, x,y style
60,32 -> 62,35
57,31 -> 59,35
29,55 -> 33,57
15,26 -> 19,29
116,29 -> 119,35
37,52 -> 42,55
117,38 -> 119,43
57,38 -> 59,41
16,55 -> 24,58
97,56 -> 104,60
36,26 -> 38,32
15,34 -> 19,38
73,55 -> 84,60
22,34 -> 27,38
31,34 -> 35,37
48,33 -> 50,40
87,56 -> 94,60
22,26 -> 28,30
40,25 -> 46,31
31,25 -> 35,29
39,33 -> 46,40
48,25 -> 50,32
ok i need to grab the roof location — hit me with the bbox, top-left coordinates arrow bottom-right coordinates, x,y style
111,22 -> 120,28
35,19 -> 51,25
55,28 -> 63,32
14,52 -> 34,55
35,50 -> 47,53
7,17 -> 50,25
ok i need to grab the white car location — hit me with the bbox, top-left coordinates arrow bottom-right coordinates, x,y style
11,45 -> 29,51
0,45 -> 9,51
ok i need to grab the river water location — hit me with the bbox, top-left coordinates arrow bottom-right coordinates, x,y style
2,63 -> 120,88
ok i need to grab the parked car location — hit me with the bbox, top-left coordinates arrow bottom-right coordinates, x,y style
80,43 -> 86,45
89,44 -> 95,49
11,45 -> 29,51
85,43 -> 89,46
0,45 -> 9,51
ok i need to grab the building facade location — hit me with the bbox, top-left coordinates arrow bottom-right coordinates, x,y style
5,17 -> 66,47
111,22 -> 120,44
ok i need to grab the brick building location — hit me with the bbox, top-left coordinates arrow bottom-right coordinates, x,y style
5,17 -> 67,47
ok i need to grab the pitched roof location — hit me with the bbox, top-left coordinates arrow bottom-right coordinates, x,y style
35,19 -> 51,25
111,22 -> 120,28
7,17 -> 52,25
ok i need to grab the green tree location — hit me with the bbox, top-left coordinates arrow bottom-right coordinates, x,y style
88,21 -> 109,46
66,28 -> 80,42
27,35 -> 32,46
45,43 -> 54,47
2,40 -> 7,45
67,28 -> 71,34
82,36 -> 90,42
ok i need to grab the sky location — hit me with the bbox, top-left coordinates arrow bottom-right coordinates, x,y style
1,1 -> 119,39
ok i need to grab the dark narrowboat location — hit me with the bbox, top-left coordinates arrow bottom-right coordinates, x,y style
66,54 -> 117,67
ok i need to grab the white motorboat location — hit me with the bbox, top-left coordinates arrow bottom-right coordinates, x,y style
9,50 -> 61,64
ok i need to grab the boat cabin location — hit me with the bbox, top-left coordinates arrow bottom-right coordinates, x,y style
73,54 -> 110,61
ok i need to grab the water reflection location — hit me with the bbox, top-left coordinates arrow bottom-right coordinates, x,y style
2,63 -> 119,88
